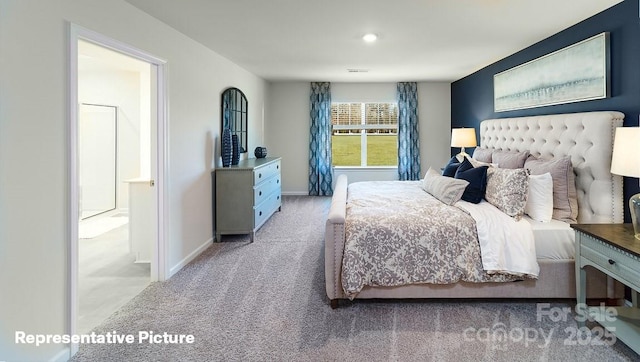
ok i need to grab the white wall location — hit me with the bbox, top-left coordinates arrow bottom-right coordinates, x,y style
0,1 -> 266,360
265,81 -> 451,194
79,69 -> 143,210
265,82 -> 310,194
418,82 -> 452,173
332,82 -> 396,103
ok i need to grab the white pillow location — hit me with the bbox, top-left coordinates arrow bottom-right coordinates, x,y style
525,173 -> 554,222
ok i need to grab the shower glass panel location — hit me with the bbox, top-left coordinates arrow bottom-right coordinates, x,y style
79,104 -> 117,219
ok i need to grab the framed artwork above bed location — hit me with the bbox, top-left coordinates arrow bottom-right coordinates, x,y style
494,32 -> 610,112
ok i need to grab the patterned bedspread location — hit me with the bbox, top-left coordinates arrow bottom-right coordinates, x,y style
342,181 -> 522,298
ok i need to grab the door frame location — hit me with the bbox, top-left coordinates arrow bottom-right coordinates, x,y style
68,23 -> 168,355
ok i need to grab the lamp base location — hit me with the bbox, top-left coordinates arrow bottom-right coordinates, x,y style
631,193 -> 640,240
456,147 -> 470,162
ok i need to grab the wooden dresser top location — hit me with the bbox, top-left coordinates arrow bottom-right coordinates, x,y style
571,223 -> 640,258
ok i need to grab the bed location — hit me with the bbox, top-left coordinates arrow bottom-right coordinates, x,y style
325,111 -> 625,308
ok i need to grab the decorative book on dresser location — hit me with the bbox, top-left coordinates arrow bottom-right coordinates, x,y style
214,157 -> 282,242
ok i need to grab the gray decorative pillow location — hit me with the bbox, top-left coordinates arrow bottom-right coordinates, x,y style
485,167 -> 529,220
492,150 -> 529,169
422,168 -> 469,205
524,155 -> 578,223
472,147 -> 493,163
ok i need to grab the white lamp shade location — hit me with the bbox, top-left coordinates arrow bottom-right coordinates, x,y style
451,128 -> 477,148
611,127 -> 640,178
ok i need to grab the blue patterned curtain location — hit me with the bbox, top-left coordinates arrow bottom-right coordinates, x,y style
309,82 -> 333,196
221,90 -> 232,130
397,82 -> 421,180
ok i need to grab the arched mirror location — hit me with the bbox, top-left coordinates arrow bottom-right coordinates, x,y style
221,87 -> 248,154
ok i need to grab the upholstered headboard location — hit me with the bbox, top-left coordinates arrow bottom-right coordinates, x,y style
480,111 -> 624,223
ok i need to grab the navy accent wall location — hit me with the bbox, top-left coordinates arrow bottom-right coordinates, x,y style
451,0 -> 640,222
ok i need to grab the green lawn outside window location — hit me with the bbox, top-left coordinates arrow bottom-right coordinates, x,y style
332,134 -> 398,166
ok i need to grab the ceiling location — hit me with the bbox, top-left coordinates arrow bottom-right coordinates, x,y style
125,0 -> 622,82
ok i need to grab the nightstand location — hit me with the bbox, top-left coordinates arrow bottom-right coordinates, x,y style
572,223 -> 640,354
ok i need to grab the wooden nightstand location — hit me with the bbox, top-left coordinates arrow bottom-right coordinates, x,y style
572,223 -> 640,354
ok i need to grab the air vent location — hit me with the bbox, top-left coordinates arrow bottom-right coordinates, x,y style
347,69 -> 369,73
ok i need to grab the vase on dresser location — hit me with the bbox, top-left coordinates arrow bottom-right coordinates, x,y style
221,128 -> 232,167
231,134 -> 240,165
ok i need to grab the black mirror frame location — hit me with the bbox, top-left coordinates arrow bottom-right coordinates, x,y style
221,87 -> 248,154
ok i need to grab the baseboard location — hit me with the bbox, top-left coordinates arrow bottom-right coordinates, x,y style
282,191 -> 308,196
168,238 -> 213,278
49,346 -> 70,362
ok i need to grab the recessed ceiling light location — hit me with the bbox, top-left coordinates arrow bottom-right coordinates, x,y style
362,33 -> 378,43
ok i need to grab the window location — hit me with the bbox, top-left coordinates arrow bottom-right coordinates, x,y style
331,102 -> 398,167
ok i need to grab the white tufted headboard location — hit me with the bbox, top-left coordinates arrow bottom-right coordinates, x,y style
480,111 -> 624,223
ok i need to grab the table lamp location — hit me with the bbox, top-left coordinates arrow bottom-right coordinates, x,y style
451,128 -> 477,161
610,127 -> 640,240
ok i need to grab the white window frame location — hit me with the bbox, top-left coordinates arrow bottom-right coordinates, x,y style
331,102 -> 398,167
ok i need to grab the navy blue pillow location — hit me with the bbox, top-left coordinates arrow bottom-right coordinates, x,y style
454,158 -> 488,203
455,156 -> 474,173
442,156 -> 461,177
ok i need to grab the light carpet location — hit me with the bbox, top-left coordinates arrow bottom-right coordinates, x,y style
71,196 -> 637,361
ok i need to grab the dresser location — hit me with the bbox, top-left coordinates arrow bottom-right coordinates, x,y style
572,223 -> 640,354
214,157 -> 282,242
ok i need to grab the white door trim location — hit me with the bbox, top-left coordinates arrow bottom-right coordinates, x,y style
68,22 -> 169,356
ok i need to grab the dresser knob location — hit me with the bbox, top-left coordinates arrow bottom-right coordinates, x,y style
258,173 -> 262,178
259,191 -> 262,196
259,211 -> 262,216
608,259 -> 615,265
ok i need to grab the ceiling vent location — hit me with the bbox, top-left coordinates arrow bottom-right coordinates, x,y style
347,69 -> 369,73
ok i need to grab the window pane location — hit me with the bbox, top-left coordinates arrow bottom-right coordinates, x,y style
332,103 -> 361,126
332,134 -> 361,166
331,102 -> 398,167
365,103 -> 398,126
366,134 -> 398,166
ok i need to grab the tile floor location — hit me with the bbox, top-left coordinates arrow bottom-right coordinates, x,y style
78,214 -> 150,334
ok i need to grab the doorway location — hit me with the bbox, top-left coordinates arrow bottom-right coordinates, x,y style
77,39 -> 153,334
69,24 -> 167,350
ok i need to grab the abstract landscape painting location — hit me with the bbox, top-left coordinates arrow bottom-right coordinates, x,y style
494,32 -> 609,112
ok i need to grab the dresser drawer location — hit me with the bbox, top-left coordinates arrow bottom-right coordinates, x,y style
254,190 -> 281,228
253,159 -> 281,185
580,233 -> 640,290
253,174 -> 281,205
